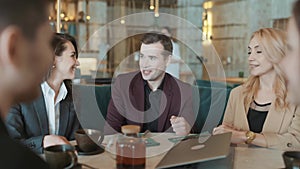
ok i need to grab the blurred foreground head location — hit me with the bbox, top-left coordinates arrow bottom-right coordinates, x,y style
280,0 -> 300,104
0,0 -> 53,115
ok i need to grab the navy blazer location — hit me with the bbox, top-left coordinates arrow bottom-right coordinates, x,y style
105,71 -> 198,134
5,84 -> 80,154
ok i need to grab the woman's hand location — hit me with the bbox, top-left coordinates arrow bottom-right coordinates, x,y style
213,125 -> 246,144
43,135 -> 71,148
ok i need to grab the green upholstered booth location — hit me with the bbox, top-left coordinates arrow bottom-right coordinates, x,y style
194,79 -> 233,132
196,79 -> 233,89
95,85 -> 111,120
75,80 -> 235,132
194,86 -> 232,133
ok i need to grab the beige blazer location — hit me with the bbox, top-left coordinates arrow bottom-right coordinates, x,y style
223,86 -> 300,150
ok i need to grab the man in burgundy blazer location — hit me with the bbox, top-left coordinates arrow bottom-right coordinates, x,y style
105,33 -> 198,135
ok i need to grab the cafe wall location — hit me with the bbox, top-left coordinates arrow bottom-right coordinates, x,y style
205,0 -> 295,78
51,0 -> 295,81
75,0 -> 205,84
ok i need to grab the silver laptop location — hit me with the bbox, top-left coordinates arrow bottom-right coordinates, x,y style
156,132 -> 232,169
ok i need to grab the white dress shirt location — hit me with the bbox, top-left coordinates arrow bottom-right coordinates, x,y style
41,82 -> 68,135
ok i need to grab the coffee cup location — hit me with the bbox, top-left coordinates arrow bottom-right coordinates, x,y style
282,151 -> 300,169
44,144 -> 77,169
75,129 -> 104,152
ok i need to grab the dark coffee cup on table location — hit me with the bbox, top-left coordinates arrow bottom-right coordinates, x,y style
282,151 -> 300,169
75,129 -> 104,152
44,144 -> 77,169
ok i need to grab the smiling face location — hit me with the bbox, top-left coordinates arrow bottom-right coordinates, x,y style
247,36 -> 273,77
54,41 -> 80,80
139,42 -> 170,82
280,17 -> 300,104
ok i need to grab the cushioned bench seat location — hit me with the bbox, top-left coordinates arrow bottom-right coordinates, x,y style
73,80 -> 235,133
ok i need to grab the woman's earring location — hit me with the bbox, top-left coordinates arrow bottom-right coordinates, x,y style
52,65 -> 56,69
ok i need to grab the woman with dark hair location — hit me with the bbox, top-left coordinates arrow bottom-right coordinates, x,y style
214,28 -> 300,150
5,33 -> 81,154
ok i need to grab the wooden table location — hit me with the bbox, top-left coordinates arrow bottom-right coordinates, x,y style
75,133 -> 285,169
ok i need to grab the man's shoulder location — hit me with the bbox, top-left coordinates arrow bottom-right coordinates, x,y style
112,71 -> 142,87
165,73 -> 192,88
114,71 -> 193,90
0,133 -> 49,169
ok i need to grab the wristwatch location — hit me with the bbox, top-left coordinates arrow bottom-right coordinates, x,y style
245,131 -> 256,144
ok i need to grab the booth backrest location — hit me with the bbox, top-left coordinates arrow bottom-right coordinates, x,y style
196,79 -> 234,89
93,80 -> 234,132
194,86 -> 232,133
95,85 -> 111,120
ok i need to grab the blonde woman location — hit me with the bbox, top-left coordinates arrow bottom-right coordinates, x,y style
213,28 -> 300,150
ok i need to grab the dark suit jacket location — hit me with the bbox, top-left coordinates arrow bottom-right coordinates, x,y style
105,71 -> 198,134
5,84 -> 80,154
0,117 -> 50,169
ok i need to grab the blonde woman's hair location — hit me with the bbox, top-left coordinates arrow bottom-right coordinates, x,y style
243,28 -> 288,110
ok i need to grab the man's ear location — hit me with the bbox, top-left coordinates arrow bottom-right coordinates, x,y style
0,26 -> 23,68
166,54 -> 172,66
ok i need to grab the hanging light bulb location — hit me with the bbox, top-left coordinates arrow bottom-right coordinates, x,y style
150,0 -> 154,10
64,16 -> 69,21
86,15 -> 91,21
154,0 -> 159,17
60,12 -> 65,19
69,16 -> 74,21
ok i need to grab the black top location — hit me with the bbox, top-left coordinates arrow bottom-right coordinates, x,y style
247,100 -> 271,133
143,78 -> 165,132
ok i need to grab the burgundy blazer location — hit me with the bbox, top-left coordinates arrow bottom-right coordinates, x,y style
104,71 -> 198,134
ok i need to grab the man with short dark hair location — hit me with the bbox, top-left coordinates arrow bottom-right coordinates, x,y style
0,0 -> 53,168
105,33 -> 197,135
